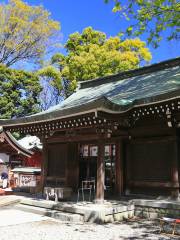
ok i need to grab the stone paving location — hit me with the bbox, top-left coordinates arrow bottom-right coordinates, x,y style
0,206 -> 179,240
0,207 -> 50,227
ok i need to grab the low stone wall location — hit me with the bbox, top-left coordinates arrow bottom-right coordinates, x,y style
133,200 -> 180,235
104,208 -> 134,223
133,199 -> 180,219
135,206 -> 180,219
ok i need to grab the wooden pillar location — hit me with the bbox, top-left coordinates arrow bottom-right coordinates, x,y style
96,140 -> 105,203
40,138 -> 48,194
115,140 -> 123,196
171,138 -> 179,199
66,143 -> 79,190
125,141 -> 131,195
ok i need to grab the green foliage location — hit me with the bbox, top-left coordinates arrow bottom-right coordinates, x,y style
0,0 -> 60,66
49,27 -> 151,98
0,64 -> 41,119
105,0 -> 180,48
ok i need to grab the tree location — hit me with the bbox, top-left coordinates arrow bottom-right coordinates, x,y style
0,64 -> 41,119
105,0 -> 180,48
50,27 -> 152,99
0,0 -> 60,67
38,66 -> 62,111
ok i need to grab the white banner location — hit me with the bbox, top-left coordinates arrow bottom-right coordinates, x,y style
19,174 -> 36,187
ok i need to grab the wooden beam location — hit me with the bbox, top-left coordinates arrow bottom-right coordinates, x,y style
171,138 -> 180,199
40,138 -> 48,193
129,180 -> 179,188
125,142 -> 131,195
96,140 -> 105,203
97,111 -> 128,122
128,135 -> 177,144
66,143 -> 79,190
115,140 -> 123,196
47,133 -> 113,143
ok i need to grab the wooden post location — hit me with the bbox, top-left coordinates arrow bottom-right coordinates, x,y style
125,141 -> 131,195
67,143 -> 79,190
171,138 -> 179,199
40,138 -> 48,194
96,140 -> 105,203
115,140 -> 123,196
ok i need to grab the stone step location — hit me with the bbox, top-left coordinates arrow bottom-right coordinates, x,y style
19,198 -> 135,223
0,196 -> 22,207
15,204 -> 84,223
20,198 -> 57,209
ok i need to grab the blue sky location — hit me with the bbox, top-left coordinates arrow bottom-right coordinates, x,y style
1,0 -> 180,65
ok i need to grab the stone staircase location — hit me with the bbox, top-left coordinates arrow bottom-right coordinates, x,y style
15,198 -> 134,223
14,203 -> 84,223
0,195 -> 22,207
1,194 -> 180,224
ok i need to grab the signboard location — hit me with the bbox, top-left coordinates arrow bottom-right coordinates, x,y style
90,146 -> 98,156
82,145 -> 89,157
105,145 -> 111,156
19,174 -> 36,187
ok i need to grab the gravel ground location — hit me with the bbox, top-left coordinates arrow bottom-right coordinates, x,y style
0,207 -> 179,240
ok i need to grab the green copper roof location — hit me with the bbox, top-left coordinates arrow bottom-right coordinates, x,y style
0,57 -> 180,126
60,64 -> 180,108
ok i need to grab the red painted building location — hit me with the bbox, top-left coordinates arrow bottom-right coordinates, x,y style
0,132 -> 42,191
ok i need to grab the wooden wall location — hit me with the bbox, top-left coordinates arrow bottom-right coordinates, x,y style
124,124 -> 180,197
128,139 -> 172,181
45,142 -> 79,191
66,143 -> 79,190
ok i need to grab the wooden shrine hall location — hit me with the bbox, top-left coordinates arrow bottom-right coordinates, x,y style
0,57 -> 180,201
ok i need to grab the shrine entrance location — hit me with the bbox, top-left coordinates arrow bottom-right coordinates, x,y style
79,144 -> 116,195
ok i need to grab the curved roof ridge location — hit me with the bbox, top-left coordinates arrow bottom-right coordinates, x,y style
79,57 -> 180,89
4,131 -> 33,157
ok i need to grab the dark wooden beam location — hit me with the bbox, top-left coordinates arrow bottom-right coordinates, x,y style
96,140 -> 105,203
171,138 -> 180,199
97,111 -> 128,121
129,180 -> 179,188
47,133 -> 113,143
115,140 -> 123,195
40,138 -> 48,193
124,141 -> 131,195
128,135 -> 177,144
